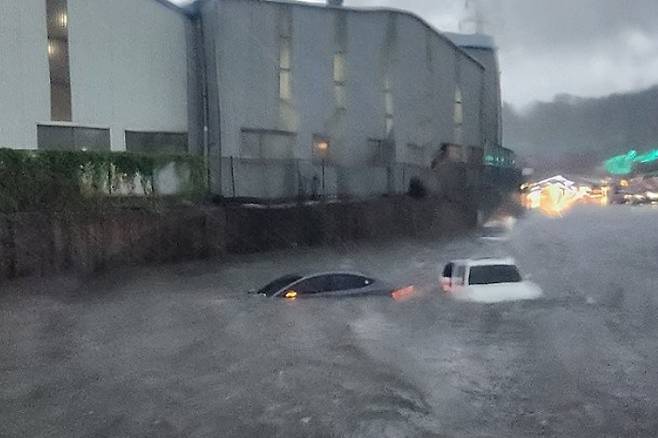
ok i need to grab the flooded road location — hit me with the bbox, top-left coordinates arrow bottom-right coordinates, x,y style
2,205 -> 658,437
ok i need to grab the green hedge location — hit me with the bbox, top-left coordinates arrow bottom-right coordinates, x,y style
0,148 -> 207,213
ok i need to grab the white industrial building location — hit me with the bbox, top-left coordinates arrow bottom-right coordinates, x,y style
0,0 -> 507,198
1,0 -> 189,153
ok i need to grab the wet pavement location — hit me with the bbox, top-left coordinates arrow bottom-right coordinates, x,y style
2,205 -> 658,437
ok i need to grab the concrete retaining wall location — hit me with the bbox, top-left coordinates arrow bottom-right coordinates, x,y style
0,208 -> 223,281
0,197 -> 476,282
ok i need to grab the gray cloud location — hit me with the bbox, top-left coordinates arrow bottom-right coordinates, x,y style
171,0 -> 658,107
344,0 -> 658,107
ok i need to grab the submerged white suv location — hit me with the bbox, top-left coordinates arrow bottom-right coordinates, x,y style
441,258 -> 542,303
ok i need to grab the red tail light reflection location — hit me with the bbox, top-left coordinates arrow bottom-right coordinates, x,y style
392,286 -> 415,301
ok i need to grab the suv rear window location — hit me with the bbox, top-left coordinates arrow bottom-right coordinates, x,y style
468,265 -> 522,285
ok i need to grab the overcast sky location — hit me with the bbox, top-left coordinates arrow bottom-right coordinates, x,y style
173,0 -> 658,109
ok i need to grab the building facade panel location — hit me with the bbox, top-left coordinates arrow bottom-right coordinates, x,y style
428,42 -> 459,159
393,14 -> 448,166
458,53 -> 484,149
445,33 -> 503,150
67,0 -> 189,151
342,12 -> 391,165
0,0 -> 51,149
204,0 -> 487,183
289,6 -> 336,162
210,0 -> 282,158
464,47 -> 501,148
1,0 -> 501,198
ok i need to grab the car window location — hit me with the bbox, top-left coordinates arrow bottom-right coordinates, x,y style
331,274 -> 373,291
482,226 -> 507,236
455,265 -> 466,283
443,263 -> 454,278
468,265 -> 522,285
292,275 -> 335,294
258,275 -> 303,296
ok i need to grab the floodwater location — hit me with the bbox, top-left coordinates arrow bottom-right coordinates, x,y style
2,205 -> 658,437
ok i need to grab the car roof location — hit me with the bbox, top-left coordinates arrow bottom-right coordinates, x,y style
482,220 -> 508,228
270,272 -> 386,296
451,257 -> 517,267
295,271 -> 375,280
482,223 -> 508,230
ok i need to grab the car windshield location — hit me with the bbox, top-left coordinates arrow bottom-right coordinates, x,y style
482,226 -> 507,236
257,275 -> 302,296
468,265 -> 522,285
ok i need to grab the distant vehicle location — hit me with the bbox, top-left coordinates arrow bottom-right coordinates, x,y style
614,192 -> 651,205
623,192 -> 658,205
589,186 -> 604,198
627,193 -> 648,205
251,272 -> 413,300
441,258 -> 541,303
479,223 -> 510,241
647,191 -> 658,204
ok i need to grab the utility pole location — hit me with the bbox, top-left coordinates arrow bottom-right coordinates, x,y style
459,0 -> 487,34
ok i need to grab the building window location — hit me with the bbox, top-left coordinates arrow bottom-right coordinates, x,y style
240,131 -> 261,159
37,124 -> 110,151
384,77 -> 394,135
280,44 -> 291,70
335,84 -> 347,110
279,42 -> 291,100
240,128 -> 295,160
454,87 -> 464,125
278,12 -> 293,101
312,135 -> 331,162
454,87 -> 464,145
125,131 -> 188,155
47,0 -> 72,121
333,53 -> 345,83
385,118 -> 394,136
279,69 -> 292,101
333,52 -> 346,110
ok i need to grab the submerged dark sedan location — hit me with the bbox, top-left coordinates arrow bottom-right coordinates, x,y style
252,272 -> 414,300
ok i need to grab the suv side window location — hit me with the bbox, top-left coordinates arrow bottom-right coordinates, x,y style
455,265 -> 466,285
292,276 -> 335,295
332,275 -> 372,291
443,263 -> 454,278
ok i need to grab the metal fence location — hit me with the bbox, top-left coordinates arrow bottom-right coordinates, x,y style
219,157 -> 479,201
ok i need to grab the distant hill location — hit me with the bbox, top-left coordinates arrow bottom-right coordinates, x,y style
504,85 -> 658,174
